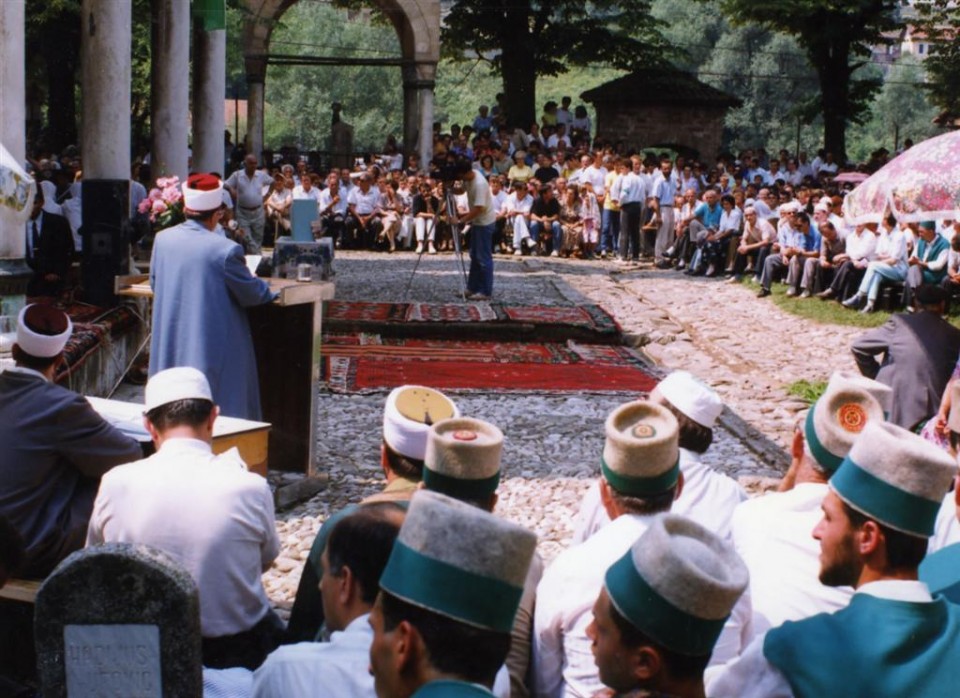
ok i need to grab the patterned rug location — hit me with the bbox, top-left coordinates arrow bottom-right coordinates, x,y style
324,301 -> 622,344
322,334 -> 656,394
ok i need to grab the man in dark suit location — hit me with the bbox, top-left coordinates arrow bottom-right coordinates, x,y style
852,284 -> 960,430
25,187 -> 74,297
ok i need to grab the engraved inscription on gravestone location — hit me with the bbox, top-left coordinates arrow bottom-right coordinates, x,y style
64,625 -> 161,698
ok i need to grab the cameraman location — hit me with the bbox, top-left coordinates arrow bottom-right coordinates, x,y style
454,158 -> 497,300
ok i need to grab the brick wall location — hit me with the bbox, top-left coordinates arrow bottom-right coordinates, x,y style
594,104 -> 728,160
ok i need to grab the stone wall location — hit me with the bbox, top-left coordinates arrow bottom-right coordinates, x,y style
595,104 -> 728,160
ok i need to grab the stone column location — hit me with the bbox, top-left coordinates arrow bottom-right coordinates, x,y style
192,23 -> 226,174
418,82 -> 434,171
151,0 -> 190,182
401,64 -> 419,159
81,0 -> 131,307
247,81 -> 265,166
0,0 -> 31,311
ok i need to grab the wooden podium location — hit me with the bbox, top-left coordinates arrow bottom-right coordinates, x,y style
116,275 -> 334,475
249,279 -> 334,473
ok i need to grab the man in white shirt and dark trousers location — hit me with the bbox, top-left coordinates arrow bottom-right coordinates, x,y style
454,158 -> 497,300
225,154 -> 273,254
252,504 -> 404,697
86,367 -> 282,670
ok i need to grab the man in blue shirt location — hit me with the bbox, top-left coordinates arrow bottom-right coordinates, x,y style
758,211 -> 820,297
677,189 -> 721,272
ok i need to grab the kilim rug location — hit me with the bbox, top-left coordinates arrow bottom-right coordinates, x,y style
324,301 -> 622,344
321,334 -> 657,394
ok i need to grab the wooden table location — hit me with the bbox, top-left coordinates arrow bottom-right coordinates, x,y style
87,396 -> 272,477
115,275 -> 335,474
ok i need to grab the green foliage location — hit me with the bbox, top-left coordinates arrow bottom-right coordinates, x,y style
709,0 -> 901,159
262,3 -> 401,151
441,0 -> 671,126
914,0 -> 960,120
786,379 -> 828,405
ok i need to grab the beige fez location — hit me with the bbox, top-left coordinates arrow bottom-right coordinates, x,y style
382,385 -> 459,461
602,401 -> 680,496
423,417 -> 503,500
804,372 -> 884,473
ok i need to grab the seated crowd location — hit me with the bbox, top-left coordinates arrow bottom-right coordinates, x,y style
4,299 -> 960,697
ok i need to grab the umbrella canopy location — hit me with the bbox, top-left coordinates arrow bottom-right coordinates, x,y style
844,130 -> 960,225
0,141 -> 36,258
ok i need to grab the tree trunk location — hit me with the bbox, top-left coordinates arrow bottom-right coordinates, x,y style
498,1 -> 537,130
813,40 -> 851,164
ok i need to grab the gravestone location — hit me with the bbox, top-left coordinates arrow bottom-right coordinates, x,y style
34,543 -> 202,698
330,102 -> 355,170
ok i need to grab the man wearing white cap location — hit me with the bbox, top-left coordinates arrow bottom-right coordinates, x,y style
286,385 -> 459,642
588,515 -> 748,698
0,304 -> 141,578
534,402 -> 749,698
711,420 -> 960,697
572,371 -> 745,544
149,172 -> 277,420
86,366 -> 282,670
728,371 -> 887,639
369,490 -> 538,697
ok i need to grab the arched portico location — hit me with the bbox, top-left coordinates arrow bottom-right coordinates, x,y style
241,0 -> 440,167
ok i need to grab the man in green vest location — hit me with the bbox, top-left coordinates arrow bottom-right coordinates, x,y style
711,419 -> 960,697
903,220 -> 950,307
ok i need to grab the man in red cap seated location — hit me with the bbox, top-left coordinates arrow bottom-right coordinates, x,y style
0,304 -> 142,578
149,173 -> 277,420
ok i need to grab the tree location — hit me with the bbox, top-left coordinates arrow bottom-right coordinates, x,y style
441,0 -> 671,129
914,0 -> 960,123
712,0 -> 901,163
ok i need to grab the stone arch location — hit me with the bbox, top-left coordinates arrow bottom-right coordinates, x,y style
240,0 -> 440,164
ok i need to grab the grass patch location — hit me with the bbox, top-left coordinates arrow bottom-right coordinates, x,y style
787,379 -> 828,404
740,277 -> 892,328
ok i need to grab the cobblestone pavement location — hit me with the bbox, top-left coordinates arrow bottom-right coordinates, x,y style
265,251 -> 863,611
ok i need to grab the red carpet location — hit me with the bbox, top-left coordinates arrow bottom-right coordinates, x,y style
322,334 -> 656,394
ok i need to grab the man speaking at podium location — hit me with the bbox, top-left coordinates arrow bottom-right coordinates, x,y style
149,173 -> 277,420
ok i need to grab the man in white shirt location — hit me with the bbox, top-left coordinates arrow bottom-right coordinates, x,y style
345,172 -> 383,249
292,173 -> 321,204
572,371 -> 744,545
224,155 -> 273,254
535,401 -> 744,698
86,367 -> 282,670
711,419 -> 960,698
729,373 -> 886,639
252,504 -> 404,697
318,173 -> 348,245
609,156 -> 647,263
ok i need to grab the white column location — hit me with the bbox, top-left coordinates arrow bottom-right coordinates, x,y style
248,80 -> 265,165
418,85 -> 434,171
0,0 -> 26,261
82,0 -> 131,179
151,0 -> 190,182
192,25 -> 226,173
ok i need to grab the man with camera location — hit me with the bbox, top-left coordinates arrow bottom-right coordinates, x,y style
453,158 -> 497,300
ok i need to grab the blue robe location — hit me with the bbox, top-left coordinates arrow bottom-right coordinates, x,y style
920,543 -> 960,603
149,220 -> 276,419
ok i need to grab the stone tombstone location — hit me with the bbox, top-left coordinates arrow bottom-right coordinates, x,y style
330,102 -> 355,170
34,543 -> 202,698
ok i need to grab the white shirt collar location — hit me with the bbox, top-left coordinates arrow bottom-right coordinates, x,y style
3,365 -> 51,382
157,437 -> 213,455
856,579 -> 933,603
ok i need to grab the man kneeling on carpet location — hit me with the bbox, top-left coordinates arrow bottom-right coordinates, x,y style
86,366 -> 283,670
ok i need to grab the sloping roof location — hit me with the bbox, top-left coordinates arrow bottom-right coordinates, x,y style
581,70 -> 742,109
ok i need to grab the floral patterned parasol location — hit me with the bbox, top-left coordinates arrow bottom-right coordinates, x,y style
0,141 -> 34,219
844,130 -> 960,225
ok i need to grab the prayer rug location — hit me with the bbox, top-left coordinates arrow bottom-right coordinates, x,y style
324,301 -> 622,344
322,334 -> 656,394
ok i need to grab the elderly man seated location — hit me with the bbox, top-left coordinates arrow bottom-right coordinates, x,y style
758,210 -> 820,298
797,220 -> 844,298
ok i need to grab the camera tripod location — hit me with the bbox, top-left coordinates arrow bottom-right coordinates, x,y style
403,187 -> 470,300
